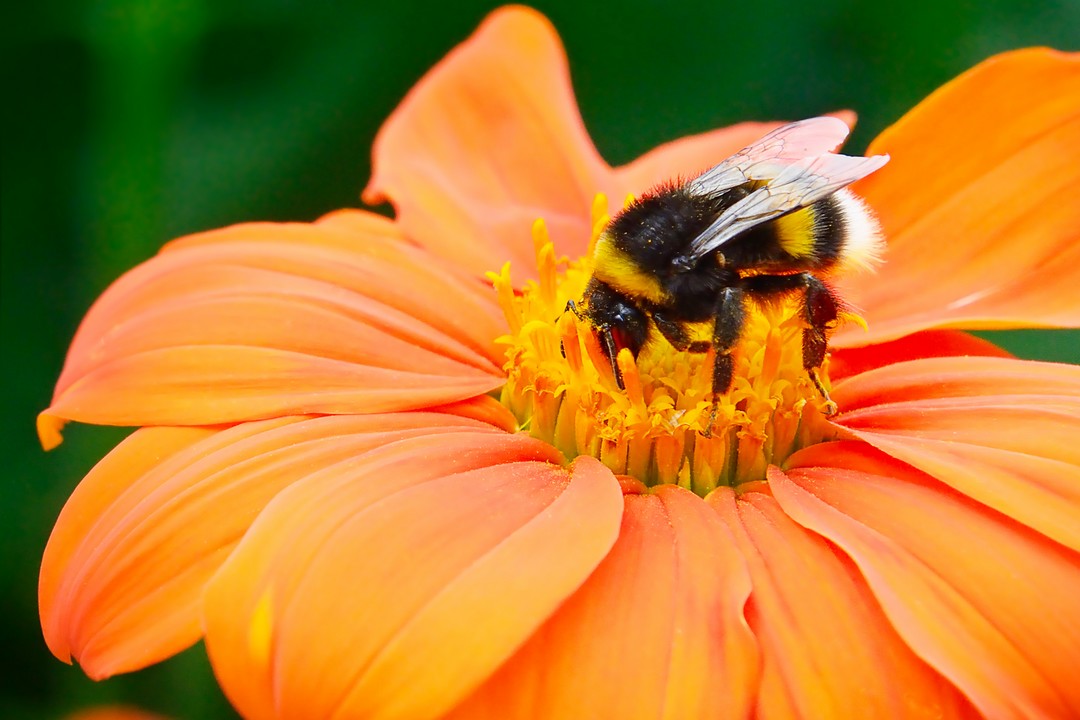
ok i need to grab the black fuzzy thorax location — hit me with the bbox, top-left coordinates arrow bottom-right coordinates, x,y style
609,186 -> 755,320
608,185 -> 732,270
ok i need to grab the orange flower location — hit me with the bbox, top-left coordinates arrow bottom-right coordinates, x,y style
39,7 -> 1080,720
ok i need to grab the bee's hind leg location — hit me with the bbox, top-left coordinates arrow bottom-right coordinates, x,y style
743,273 -> 840,414
800,274 -> 840,415
652,313 -> 695,352
700,287 -> 747,437
711,287 -> 748,397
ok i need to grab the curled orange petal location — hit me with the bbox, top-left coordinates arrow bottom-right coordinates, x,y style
840,48 -> 1080,344
828,328 -> 1012,381
831,356 -> 1080,551
62,707 -> 171,720
40,412 -> 512,679
41,216 -> 505,445
365,6 -> 610,279
774,445 -> 1080,719
41,424 -> 220,674
709,486 -> 973,720
202,446 -> 621,720
449,485 -> 759,720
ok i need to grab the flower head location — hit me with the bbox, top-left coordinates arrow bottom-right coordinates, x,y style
40,7 -> 1080,719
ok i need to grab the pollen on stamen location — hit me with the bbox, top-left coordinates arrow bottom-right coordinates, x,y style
491,196 -> 845,495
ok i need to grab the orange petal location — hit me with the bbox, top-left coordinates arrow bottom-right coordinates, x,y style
42,217 -> 506,443
773,445 -> 1080,719
41,424 -> 219,673
839,48 -> 1080,345
40,411 -> 512,679
614,111 -> 857,196
449,485 -> 759,720
427,393 -> 518,432
708,486 -> 972,720
829,328 -> 1011,381
62,707 -> 171,720
364,7 -> 611,279
832,356 -> 1080,551
202,449 -> 621,720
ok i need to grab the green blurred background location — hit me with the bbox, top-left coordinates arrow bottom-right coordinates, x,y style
3,1 -> 1078,717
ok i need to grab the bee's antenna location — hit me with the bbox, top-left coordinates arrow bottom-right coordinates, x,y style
564,299 -> 585,320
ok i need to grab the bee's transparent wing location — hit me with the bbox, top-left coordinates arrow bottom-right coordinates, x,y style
687,116 -> 854,197
677,152 -> 889,267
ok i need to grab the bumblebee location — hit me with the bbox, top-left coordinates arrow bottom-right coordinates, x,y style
572,117 -> 888,403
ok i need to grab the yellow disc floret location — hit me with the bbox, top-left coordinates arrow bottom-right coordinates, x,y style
491,196 -> 846,496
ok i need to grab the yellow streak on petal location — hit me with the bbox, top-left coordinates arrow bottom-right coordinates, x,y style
248,591 -> 274,670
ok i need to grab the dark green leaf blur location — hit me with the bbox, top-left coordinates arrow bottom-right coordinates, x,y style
3,1 -> 1077,717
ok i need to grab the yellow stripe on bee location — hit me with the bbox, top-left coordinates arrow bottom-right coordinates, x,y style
591,232 -> 670,304
775,207 -> 816,260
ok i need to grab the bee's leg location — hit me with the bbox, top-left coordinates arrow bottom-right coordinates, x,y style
740,273 -> 839,412
800,274 -> 840,414
699,287 -> 747,436
652,313 -> 693,351
712,286 -> 747,395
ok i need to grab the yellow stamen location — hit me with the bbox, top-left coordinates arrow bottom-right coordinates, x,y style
492,198 -> 849,495
587,193 -> 610,257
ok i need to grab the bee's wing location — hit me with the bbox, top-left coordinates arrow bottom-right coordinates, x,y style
677,152 -> 889,267
686,116 -> 854,196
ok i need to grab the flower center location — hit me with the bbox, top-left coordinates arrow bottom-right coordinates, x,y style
491,196 -> 845,496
